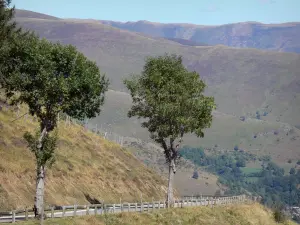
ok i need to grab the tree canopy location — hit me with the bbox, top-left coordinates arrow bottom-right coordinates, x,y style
1,35 -> 109,131
124,54 -> 215,146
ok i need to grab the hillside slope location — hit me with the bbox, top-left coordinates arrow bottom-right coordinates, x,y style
12,10 -> 300,169
0,102 -> 168,210
14,12 -> 300,128
20,203 -> 297,225
100,20 -> 300,53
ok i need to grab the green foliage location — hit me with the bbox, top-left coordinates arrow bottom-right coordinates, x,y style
289,168 -> 296,175
180,145 -> 300,207
124,54 -> 215,164
124,54 -> 215,142
23,130 -> 58,168
297,160 -> 300,165
273,208 -> 287,223
1,35 -> 109,131
0,0 -> 22,47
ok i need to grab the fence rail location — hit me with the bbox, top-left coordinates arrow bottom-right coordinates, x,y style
0,195 -> 258,223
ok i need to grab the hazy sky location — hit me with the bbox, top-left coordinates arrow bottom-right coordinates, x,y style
12,0 -> 300,25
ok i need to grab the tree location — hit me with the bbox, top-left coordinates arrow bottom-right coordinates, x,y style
124,54 -> 215,207
234,145 -> 239,151
1,35 -> 109,217
0,0 -> 22,47
0,0 -> 29,85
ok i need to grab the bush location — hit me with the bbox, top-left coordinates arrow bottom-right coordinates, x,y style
273,209 -> 286,223
192,171 -> 199,179
256,114 -> 261,120
297,160 -> 300,165
263,112 -> 268,116
290,167 -> 296,175
274,130 -> 279,135
288,159 -> 292,163
234,145 -> 239,151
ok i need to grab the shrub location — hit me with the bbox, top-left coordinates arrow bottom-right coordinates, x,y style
234,145 -> 239,151
297,160 -> 300,165
240,116 -> 246,121
273,208 -> 286,223
192,171 -> 199,179
290,167 -> 296,175
274,130 -> 279,135
263,112 -> 268,116
256,114 -> 261,120
287,159 -> 292,163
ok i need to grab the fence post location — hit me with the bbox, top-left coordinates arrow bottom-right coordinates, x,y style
25,207 -> 28,220
86,205 -> 90,215
95,205 -> 98,215
12,210 -> 16,223
101,201 -> 104,214
141,200 -> 143,212
51,206 -> 55,218
73,205 -> 77,217
152,198 -> 155,211
158,201 -> 161,210
62,206 -> 65,217
113,204 -> 115,213
128,203 -> 130,212
135,203 -> 138,212
121,203 -> 123,212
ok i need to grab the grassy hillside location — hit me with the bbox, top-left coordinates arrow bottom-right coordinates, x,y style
100,20 -> 300,53
0,101 -> 168,210
10,10 -> 300,191
89,91 -> 300,166
20,203 -> 297,225
14,12 -> 300,128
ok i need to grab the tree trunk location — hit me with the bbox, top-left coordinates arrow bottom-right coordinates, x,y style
35,165 -> 45,216
35,127 -> 47,219
166,159 -> 175,208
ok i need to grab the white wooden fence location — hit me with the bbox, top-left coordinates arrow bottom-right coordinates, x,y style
0,195 -> 258,223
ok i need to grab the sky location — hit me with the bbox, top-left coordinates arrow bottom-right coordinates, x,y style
12,0 -> 300,25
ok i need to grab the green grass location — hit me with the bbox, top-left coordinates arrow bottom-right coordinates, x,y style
240,167 -> 262,175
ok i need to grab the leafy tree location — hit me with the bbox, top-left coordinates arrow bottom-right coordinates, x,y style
1,35 -> 109,217
0,0 -> 29,85
124,54 -> 215,207
0,0 -> 22,47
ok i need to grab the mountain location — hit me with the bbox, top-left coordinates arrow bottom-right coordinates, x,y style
13,10 -> 300,168
100,20 -> 300,53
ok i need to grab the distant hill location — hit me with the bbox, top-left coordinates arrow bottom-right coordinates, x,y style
166,37 -> 210,46
15,9 -> 60,20
100,20 -> 300,53
12,9 -> 300,171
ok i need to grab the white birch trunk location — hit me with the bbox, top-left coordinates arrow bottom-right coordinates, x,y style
166,159 -> 175,208
35,127 -> 47,218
